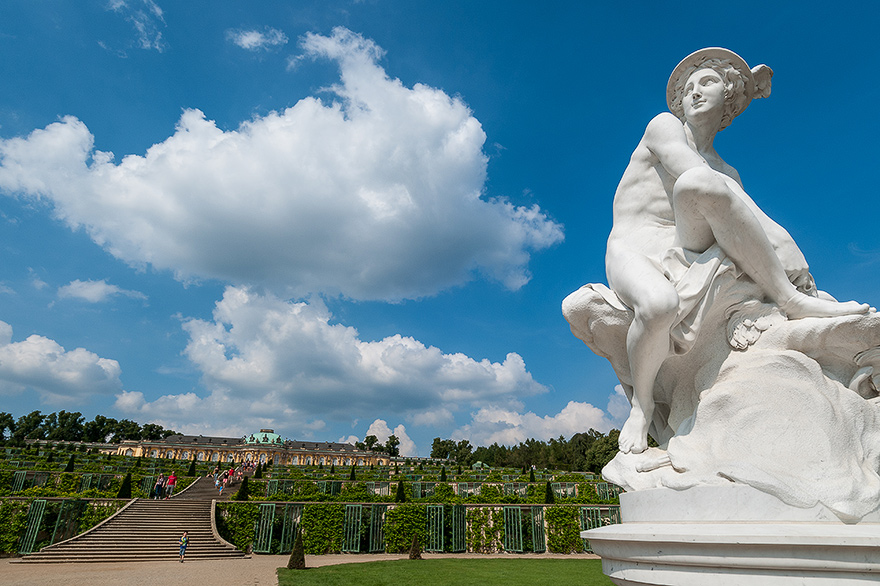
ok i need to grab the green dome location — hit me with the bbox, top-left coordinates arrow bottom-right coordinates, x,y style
244,429 -> 284,445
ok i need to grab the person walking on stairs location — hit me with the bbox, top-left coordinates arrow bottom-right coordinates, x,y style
179,531 -> 188,563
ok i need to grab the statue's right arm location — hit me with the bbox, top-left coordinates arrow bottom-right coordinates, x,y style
642,113 -> 706,179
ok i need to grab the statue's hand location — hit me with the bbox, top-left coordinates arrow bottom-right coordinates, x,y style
775,241 -> 814,294
789,270 -> 816,296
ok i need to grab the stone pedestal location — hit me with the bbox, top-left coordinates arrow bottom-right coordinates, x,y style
581,485 -> 880,585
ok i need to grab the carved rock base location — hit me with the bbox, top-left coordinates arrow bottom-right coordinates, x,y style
582,486 -> 880,585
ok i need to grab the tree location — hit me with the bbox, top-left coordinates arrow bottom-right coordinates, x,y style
454,439 -> 473,465
385,435 -> 400,457
440,467 -> 447,482
186,459 -> 196,476
45,411 -> 85,442
254,463 -> 263,478
286,529 -> 306,569
64,454 -> 76,472
117,472 -> 133,499
141,423 -> 167,441
349,466 -> 356,481
583,429 -> 621,474
12,411 -> 45,444
395,479 -> 406,502
83,415 -> 118,443
111,419 -> 142,442
234,476 -> 250,501
0,412 -> 15,444
364,435 -> 379,452
544,480 -> 555,504
430,438 -> 456,460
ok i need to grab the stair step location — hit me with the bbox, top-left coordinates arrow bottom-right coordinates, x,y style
21,478 -> 245,564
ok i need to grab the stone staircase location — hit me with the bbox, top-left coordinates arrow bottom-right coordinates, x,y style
16,477 -> 246,563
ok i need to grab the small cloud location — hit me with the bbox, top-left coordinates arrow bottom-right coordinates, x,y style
58,279 -> 147,303
28,268 -> 48,291
107,0 -> 167,53
227,27 -> 288,51
338,435 -> 359,445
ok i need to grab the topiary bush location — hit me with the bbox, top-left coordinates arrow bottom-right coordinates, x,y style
116,472 -> 132,499
233,476 -> 250,501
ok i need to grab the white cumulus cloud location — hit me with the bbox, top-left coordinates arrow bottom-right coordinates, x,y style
453,400 -> 617,447
364,419 -> 417,457
0,320 -> 123,404
0,27 -> 562,301
114,286 -> 547,445
57,279 -> 147,303
227,27 -> 288,51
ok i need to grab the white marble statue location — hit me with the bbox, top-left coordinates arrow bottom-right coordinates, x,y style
564,48 -> 880,521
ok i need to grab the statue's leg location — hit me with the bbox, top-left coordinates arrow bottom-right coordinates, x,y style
609,253 -> 679,454
673,167 -> 868,319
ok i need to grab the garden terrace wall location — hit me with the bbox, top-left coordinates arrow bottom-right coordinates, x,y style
215,501 -> 621,556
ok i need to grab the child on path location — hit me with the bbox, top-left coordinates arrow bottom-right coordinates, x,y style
179,531 -> 188,563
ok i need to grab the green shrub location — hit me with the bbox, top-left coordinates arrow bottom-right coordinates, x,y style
466,506 -> 502,553
216,502 -> 259,551
0,499 -> 29,554
77,501 -> 126,534
301,503 -> 345,554
545,506 -> 584,553
384,503 -> 426,553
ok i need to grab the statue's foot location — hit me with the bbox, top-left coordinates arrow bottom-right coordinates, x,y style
619,409 -> 650,454
781,293 -> 871,320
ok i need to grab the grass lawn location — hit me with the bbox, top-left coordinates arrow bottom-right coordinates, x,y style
277,558 -> 614,586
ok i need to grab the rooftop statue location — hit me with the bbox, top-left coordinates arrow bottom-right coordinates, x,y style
564,48 -> 880,521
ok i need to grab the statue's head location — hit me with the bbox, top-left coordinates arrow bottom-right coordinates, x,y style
667,48 -> 772,131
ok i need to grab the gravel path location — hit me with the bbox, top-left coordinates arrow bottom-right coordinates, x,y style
2,552 -> 600,586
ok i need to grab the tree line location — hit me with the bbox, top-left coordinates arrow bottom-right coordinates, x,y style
430,429 -> 622,474
0,410 -> 178,446
0,410 -> 623,474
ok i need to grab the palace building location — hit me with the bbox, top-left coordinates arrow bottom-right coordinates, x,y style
112,429 -> 393,467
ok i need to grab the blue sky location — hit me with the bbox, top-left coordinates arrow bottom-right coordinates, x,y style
1,1 -> 877,456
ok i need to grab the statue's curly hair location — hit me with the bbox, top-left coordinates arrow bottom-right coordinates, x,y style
669,58 -> 748,130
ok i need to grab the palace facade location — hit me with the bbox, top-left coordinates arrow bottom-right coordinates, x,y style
112,429 -> 393,467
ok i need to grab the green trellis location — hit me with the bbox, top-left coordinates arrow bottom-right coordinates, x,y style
253,503 -> 276,553
342,504 -> 362,552
18,499 -> 47,554
279,504 -> 303,553
369,504 -> 387,553
426,504 -> 444,552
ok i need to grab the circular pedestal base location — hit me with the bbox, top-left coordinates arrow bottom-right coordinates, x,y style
582,486 -> 880,586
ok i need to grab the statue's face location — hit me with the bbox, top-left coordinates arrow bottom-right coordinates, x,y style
682,68 -> 726,122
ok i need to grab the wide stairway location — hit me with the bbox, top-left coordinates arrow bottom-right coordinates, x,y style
17,477 -> 245,563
